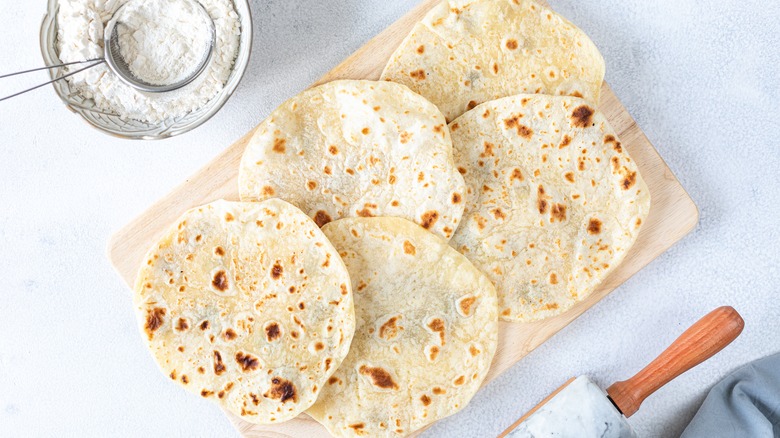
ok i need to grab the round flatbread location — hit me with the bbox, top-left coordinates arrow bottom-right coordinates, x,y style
381,0 -> 605,122
308,217 -> 498,437
132,199 -> 355,424
449,95 -> 650,322
239,80 -> 466,241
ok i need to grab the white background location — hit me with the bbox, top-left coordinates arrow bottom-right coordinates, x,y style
1,0 -> 779,436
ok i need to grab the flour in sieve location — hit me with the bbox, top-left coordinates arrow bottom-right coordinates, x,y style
114,0 -> 212,86
57,0 -> 240,123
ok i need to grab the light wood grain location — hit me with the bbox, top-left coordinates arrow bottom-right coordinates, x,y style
107,0 -> 699,436
607,307 -> 744,418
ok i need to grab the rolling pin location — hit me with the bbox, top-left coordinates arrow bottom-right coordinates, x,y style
499,306 -> 745,438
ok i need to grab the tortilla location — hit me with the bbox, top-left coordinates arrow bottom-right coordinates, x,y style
132,199 -> 355,424
308,217 -> 499,437
381,0 -> 605,122
449,95 -> 650,322
239,80 -> 466,241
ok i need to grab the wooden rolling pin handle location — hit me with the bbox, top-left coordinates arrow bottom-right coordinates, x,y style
606,306 -> 744,418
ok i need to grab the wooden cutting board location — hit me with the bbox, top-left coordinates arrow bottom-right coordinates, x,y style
108,0 -> 699,436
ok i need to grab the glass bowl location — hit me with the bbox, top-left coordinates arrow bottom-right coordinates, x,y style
39,0 -> 253,140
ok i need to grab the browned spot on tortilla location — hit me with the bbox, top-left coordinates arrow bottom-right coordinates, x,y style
329,145 -> 338,155
349,423 -> 365,432
346,168 -> 355,175
420,394 -> 432,406
504,115 -> 533,138
262,186 -> 275,196
549,273 -> 559,285
174,317 -> 188,332
421,211 -> 439,229
181,375 -> 189,384
467,100 -> 478,110
399,131 -> 412,144
403,241 -> 416,255
391,200 -> 400,207
537,186 -> 550,215
565,172 -> 575,183
380,317 -> 402,340
200,320 -> 210,331
271,262 -> 283,280
312,210 -> 332,228
622,171 -> 638,190
170,370 -> 176,380
510,168 -> 524,182
454,376 -> 465,385
315,342 -> 325,351
544,303 -> 560,310
201,390 -> 213,398
459,297 -> 477,316
451,122 -> 460,132
551,204 -> 567,222
481,141 -> 495,158
636,218 -> 643,227
213,351 -> 226,375
323,165 -> 332,175
359,365 -> 399,390
571,105 -> 595,128
356,208 -> 373,218
324,358 -> 332,371
223,329 -> 237,341
264,377 -> 298,403
492,208 -> 506,220
428,318 -> 446,345
416,45 -> 425,54
328,376 -> 341,385
560,135 -> 572,149
249,393 -> 260,406
469,346 -> 480,356
433,124 -> 444,134
506,39 -> 518,50
588,218 -> 603,235
235,352 -> 260,372
410,69 -> 426,80
144,308 -> 166,339
211,270 -> 229,291
272,138 -> 286,153
433,387 -> 446,395
429,346 -> 440,361
306,181 -> 318,191
341,284 -> 348,295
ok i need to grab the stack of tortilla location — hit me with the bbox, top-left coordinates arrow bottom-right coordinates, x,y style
131,0 -> 651,436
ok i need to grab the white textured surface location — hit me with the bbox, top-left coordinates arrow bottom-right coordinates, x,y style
0,0 -> 778,436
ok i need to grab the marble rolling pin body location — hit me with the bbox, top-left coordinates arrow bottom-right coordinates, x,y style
499,306 -> 745,438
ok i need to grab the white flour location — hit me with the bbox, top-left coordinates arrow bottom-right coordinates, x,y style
57,0 -> 240,123
114,0 -> 212,86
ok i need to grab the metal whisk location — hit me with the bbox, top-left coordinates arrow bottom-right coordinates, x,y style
1,0 -> 215,102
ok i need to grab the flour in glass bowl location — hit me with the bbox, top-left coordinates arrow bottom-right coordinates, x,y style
56,0 -> 240,123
